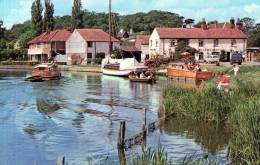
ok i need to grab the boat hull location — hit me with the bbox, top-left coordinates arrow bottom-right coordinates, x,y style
167,67 -> 214,80
102,68 -> 132,77
129,76 -> 154,83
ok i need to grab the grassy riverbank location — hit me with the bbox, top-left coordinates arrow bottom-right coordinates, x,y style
162,66 -> 260,164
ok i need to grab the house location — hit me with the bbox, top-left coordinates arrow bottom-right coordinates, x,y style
66,28 -> 119,65
149,19 -> 247,61
135,35 -> 150,61
117,29 -> 136,42
27,29 -> 71,62
120,45 -> 142,62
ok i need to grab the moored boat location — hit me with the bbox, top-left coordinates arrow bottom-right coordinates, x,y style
25,63 -> 61,81
102,58 -> 148,77
128,75 -> 154,83
167,67 -> 214,80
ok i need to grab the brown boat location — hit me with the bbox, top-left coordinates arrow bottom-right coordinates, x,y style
129,75 -> 155,83
26,63 -> 61,81
167,67 -> 214,80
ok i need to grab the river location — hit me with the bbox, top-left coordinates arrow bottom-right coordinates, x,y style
0,69 -> 230,165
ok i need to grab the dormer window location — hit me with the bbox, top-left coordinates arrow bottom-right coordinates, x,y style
199,40 -> 204,47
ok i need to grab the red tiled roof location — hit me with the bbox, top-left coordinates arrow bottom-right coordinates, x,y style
136,35 -> 150,45
135,35 -> 150,51
155,27 -> 247,39
76,29 -> 119,42
120,45 -> 141,52
28,29 -> 71,44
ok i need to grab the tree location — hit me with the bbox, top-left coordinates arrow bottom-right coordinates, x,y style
71,0 -> 84,30
31,0 -> 43,35
184,18 -> 194,28
240,17 -> 255,32
43,0 -> 55,32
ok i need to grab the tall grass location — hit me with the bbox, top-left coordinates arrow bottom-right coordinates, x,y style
162,66 -> 260,164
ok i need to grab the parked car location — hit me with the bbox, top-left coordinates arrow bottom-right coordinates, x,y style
230,52 -> 243,65
204,55 -> 220,64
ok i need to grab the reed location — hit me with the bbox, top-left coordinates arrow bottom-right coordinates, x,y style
162,66 -> 260,164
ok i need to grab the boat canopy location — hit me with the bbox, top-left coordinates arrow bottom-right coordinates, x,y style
34,63 -> 55,68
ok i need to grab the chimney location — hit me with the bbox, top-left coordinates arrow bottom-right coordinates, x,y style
214,20 -> 218,28
230,17 -> 235,28
201,18 -> 207,30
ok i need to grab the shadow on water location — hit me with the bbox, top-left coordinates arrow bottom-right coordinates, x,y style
162,116 -> 231,155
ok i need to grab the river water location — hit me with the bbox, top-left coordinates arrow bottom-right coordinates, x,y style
0,69 -> 230,165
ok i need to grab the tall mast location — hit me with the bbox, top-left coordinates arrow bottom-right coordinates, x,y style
109,0 -> 112,55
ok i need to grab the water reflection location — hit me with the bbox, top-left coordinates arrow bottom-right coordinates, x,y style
0,70 -> 231,165
169,78 -> 204,88
162,117 -> 231,155
36,99 -> 60,116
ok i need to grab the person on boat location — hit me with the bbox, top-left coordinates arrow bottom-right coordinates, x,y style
194,64 -> 201,72
217,72 -> 230,90
182,63 -> 189,70
140,72 -> 146,78
232,64 -> 239,76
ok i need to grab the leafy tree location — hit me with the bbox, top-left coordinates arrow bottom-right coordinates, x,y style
17,30 -> 36,48
31,0 -> 43,35
71,0 -> 84,30
0,20 -> 5,39
247,27 -> 260,47
240,17 -> 255,32
184,18 -> 195,28
55,15 -> 71,29
43,0 -> 55,32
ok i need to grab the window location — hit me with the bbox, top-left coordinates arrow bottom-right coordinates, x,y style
170,40 -> 176,47
87,53 -> 92,59
199,40 -> 204,47
214,39 -> 219,47
150,40 -> 153,47
155,39 -> 158,47
87,41 -> 93,48
231,39 -> 236,47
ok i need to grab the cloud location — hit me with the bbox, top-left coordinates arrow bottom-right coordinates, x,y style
4,0 -> 34,28
244,3 -> 259,13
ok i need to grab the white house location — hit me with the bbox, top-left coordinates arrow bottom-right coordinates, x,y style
149,20 -> 247,61
66,28 -> 119,65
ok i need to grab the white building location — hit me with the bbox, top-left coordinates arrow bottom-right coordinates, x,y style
149,20 -> 247,61
66,29 -> 119,65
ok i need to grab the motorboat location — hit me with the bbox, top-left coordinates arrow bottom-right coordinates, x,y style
25,63 -> 61,81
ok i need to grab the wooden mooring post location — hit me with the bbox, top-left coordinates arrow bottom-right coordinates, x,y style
57,156 -> 65,165
118,121 -> 126,148
143,108 -> 147,126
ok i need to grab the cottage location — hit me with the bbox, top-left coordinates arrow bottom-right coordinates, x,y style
27,29 -> 71,62
135,35 -> 150,61
149,19 -> 247,61
66,29 -> 119,65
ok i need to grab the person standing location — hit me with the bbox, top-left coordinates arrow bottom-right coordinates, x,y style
232,64 -> 239,76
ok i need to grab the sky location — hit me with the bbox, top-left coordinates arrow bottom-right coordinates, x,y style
1,0 -> 260,29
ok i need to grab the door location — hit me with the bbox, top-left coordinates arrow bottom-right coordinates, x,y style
227,52 -> 230,62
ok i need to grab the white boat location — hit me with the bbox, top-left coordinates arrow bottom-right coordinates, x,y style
101,57 -> 147,77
